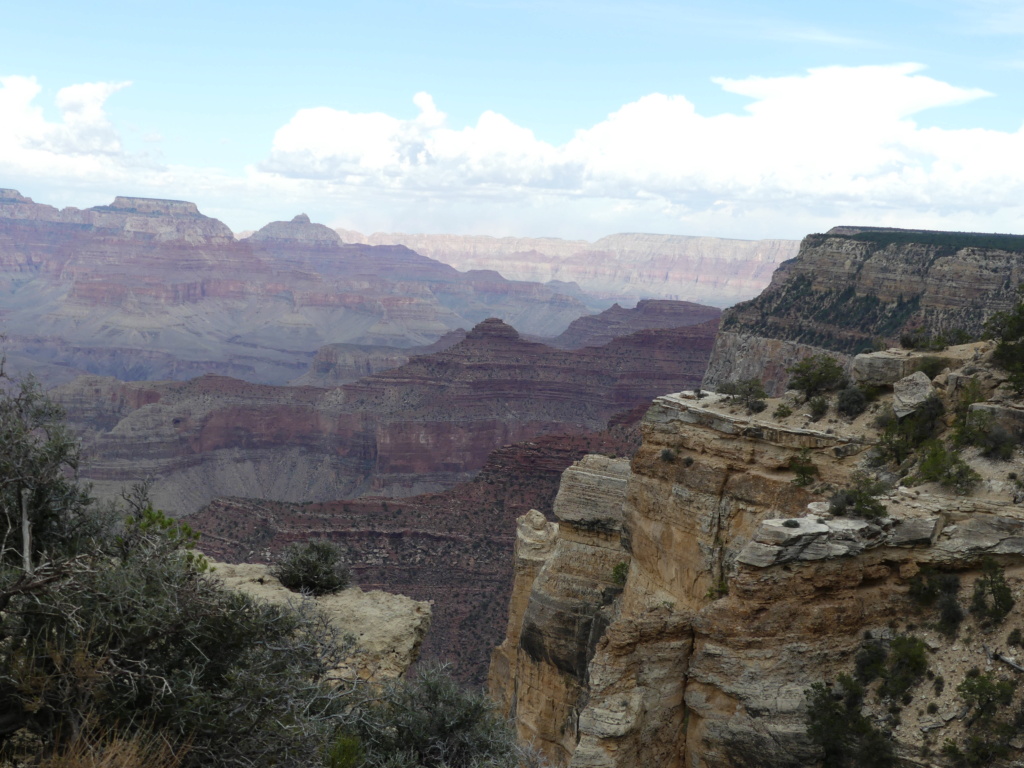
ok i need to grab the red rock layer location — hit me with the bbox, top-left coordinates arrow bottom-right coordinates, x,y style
0,192 -> 595,385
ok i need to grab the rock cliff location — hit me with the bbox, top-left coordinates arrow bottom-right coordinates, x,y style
0,191 -> 598,385
492,344 -> 1024,767
705,227 -> 1024,395
337,230 -> 798,307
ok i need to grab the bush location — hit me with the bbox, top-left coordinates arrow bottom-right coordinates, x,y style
273,539 -> 350,596
955,409 -> 1017,461
875,395 -> 946,467
659,448 -> 677,462
611,561 -> 628,586
878,635 -> 928,701
970,557 -> 1015,626
830,473 -> 888,519
789,448 -> 819,487
719,378 -> 768,413
805,675 -> 895,768
350,665 -> 528,768
908,568 -> 963,636
788,355 -> 848,398
986,294 -> 1024,393
915,441 -> 981,494
957,671 -> 1016,723
837,386 -> 868,418
773,403 -> 793,419
808,395 -> 829,421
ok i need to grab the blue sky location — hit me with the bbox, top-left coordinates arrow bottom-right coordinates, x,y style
2,0 -> 1024,239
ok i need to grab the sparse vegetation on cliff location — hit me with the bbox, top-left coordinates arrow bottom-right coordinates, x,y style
805,676 -> 896,768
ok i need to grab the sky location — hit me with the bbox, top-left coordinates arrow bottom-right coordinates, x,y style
2,0 -> 1024,241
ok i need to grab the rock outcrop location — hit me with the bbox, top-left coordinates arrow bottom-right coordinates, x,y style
0,191 -> 600,385
704,227 -> 1024,394
489,456 -> 631,764
338,231 -> 798,307
212,561 -> 431,681
492,344 -> 1024,767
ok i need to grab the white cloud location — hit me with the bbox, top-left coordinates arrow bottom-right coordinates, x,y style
261,62 -> 1023,232
4,65 -> 1024,240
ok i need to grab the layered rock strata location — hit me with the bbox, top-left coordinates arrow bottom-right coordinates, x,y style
489,456 -> 631,765
338,230 -> 798,307
492,345 -> 1024,767
0,191 -> 597,385
539,300 -> 721,350
705,227 -> 1024,394
58,319 -> 717,513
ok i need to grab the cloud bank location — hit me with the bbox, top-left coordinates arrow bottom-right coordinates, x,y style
2,65 -> 1024,238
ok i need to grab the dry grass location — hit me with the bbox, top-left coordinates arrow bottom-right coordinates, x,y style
36,732 -> 187,768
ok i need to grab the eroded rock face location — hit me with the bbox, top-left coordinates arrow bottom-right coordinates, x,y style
339,230 -> 799,307
489,456 -> 632,765
493,366 -> 1024,768
705,227 -> 1024,394
211,561 -> 430,681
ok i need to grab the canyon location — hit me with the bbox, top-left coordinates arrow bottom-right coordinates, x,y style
0,190 -> 602,386
336,230 -> 798,307
57,316 -> 718,515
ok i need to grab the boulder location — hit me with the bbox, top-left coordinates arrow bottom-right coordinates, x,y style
893,371 -> 935,418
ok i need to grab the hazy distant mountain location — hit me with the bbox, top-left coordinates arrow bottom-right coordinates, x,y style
336,229 -> 799,307
0,190 -> 599,385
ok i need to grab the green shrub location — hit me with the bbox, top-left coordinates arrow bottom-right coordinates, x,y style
874,396 -> 946,466
836,386 -> 868,418
273,539 -> 351,596
1008,628 -> 1023,647
986,293 -> 1024,393
878,635 -> 928,701
955,409 -> 1017,460
915,441 -> 981,495
351,664 -> 527,768
829,473 -> 888,519
970,557 -> 1015,626
915,356 -> 947,379
788,355 -> 847,398
808,395 -> 829,421
789,448 -> 819,487
659,448 -> 677,462
719,378 -> 768,413
773,403 -> 792,419
611,561 -> 629,586
957,671 -> 1017,723
908,568 -> 963,637
805,675 -> 895,768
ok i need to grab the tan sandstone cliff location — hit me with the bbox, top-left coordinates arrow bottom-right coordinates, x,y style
492,345 -> 1024,768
